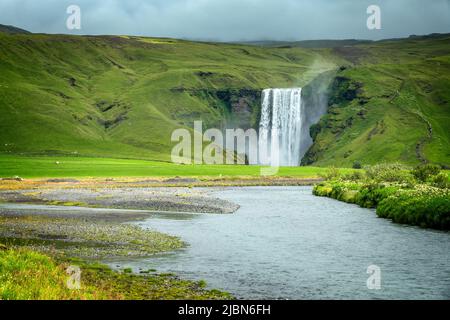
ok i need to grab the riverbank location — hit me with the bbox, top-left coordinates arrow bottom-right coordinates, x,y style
313,164 -> 450,230
0,175 -> 324,300
0,184 -> 237,300
2,181 -> 450,299
0,246 -> 231,300
0,186 -> 241,214
0,176 -> 322,213
3,164 -> 448,299
0,175 -> 324,190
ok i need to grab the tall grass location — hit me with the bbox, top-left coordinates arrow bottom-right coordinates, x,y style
0,248 -> 109,300
0,246 -> 232,300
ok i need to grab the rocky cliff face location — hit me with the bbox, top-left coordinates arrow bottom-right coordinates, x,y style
301,71 -> 366,165
171,87 -> 262,130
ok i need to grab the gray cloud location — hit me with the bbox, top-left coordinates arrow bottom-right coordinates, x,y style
0,0 -> 449,41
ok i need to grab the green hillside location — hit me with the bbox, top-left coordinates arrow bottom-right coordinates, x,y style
0,24 -> 30,34
0,29 -> 449,169
0,31 -> 336,162
303,34 -> 450,167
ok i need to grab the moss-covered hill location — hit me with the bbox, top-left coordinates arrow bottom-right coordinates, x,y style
0,30 -> 336,161
0,29 -> 448,167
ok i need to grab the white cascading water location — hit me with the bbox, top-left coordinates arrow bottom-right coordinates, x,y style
258,88 -> 303,166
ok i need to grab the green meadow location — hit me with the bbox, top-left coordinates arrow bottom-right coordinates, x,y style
0,154 -> 338,178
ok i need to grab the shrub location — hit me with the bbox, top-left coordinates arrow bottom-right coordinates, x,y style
320,167 -> 341,181
314,181 -> 361,204
344,170 -> 365,182
412,164 -> 441,182
432,172 -> 450,189
377,190 -> 450,230
364,163 -> 414,184
352,161 -> 362,169
354,183 -> 399,208
314,162 -> 449,230
313,183 -> 333,197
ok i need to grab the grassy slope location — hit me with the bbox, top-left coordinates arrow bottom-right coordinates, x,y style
0,32 -> 336,162
305,34 -> 450,167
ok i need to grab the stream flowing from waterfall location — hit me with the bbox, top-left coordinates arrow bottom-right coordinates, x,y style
258,88 -> 303,166
105,187 -> 450,300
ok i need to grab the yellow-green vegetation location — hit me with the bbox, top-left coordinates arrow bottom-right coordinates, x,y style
46,201 -> 87,207
0,246 -> 231,300
313,164 -> 450,230
77,261 -> 232,300
0,247 -> 111,299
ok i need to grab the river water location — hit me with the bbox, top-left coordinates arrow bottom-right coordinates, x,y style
107,186 -> 450,299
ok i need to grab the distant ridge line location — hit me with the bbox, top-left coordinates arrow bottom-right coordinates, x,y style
0,24 -> 31,34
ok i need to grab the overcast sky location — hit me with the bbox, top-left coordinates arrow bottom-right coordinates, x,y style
0,0 -> 449,41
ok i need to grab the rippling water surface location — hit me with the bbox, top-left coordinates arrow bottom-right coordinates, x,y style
109,186 -> 450,299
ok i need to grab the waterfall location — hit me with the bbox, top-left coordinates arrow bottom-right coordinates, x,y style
258,88 -> 303,166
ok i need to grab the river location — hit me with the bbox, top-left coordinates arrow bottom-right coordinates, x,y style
107,186 -> 450,299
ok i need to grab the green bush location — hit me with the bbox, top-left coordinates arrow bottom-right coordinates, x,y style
354,183 -> 399,208
364,163 -> 414,184
319,167 -> 341,181
412,164 -> 441,182
352,161 -> 362,169
312,183 -> 333,197
432,172 -> 450,189
314,163 -> 450,230
377,191 -> 450,230
314,181 -> 362,204
344,170 -> 365,181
